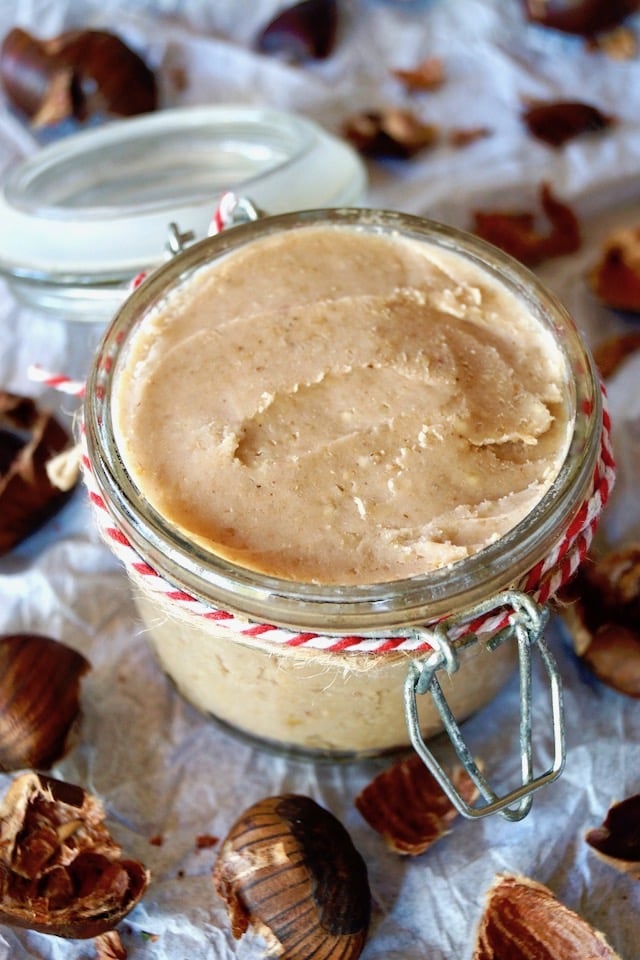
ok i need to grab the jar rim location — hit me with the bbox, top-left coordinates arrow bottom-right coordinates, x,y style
84,207 -> 603,633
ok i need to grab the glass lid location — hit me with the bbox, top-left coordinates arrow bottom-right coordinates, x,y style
0,105 -> 367,318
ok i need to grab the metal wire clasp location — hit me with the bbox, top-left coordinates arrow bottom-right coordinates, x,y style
165,195 -> 265,258
403,590 -> 565,821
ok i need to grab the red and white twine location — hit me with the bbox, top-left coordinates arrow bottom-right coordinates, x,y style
29,364 -> 86,398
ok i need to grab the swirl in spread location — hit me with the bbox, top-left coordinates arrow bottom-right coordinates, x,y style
113,225 -> 572,585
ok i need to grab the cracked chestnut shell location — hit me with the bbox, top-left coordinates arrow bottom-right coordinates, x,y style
522,0 -> 640,36
0,27 -> 157,127
0,773 -> 149,938
586,793 -> 640,879
522,100 -> 613,148
343,107 -> 439,159
213,794 -> 370,960
355,753 -> 479,855
0,391 -> 75,556
589,228 -> 640,313
559,544 -> 640,698
472,182 -> 581,267
473,874 -> 622,959
0,633 -> 90,772
255,0 -> 338,62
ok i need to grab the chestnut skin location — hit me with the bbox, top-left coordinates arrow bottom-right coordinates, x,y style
0,773 -> 149,938
214,794 -> 370,960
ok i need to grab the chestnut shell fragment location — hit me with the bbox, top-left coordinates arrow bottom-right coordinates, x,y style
589,228 -> 640,313
343,108 -> 439,159
593,332 -> 640,378
522,100 -> 613,147
0,633 -> 90,772
559,544 -> 640,698
0,391 -> 75,556
0,773 -> 149,938
213,794 -> 370,960
95,930 -> 128,959
586,793 -> 640,879
472,182 -> 581,266
355,753 -> 479,855
473,874 -> 622,959
392,56 -> 445,93
522,0 -> 640,36
255,0 -> 338,62
0,27 -> 157,127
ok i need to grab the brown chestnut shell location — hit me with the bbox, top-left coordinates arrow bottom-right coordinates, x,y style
522,0 -> 640,36
213,793 -> 370,960
0,391 -> 75,556
471,182 -> 581,267
0,773 -> 149,938
522,100 -> 613,148
593,332 -> 640,378
473,873 -> 622,959
586,793 -> 640,879
255,0 -> 339,62
558,544 -> 640,697
0,633 -> 90,772
588,228 -> 640,314
0,27 -> 157,127
355,752 -> 479,855
343,107 -> 439,159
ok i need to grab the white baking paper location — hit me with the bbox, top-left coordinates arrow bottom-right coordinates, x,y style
1,2 -> 639,958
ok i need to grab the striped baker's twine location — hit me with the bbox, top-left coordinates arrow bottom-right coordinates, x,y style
28,365 -> 86,397
30,361 -> 615,654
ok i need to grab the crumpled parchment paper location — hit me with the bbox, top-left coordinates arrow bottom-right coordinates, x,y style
1,1 -> 639,958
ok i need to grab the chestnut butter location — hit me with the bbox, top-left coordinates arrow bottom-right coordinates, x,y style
113,225 -> 572,585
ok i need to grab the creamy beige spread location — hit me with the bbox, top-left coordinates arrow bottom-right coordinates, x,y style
113,224 -> 572,585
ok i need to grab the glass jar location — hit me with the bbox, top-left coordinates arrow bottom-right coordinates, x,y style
83,206 -> 612,819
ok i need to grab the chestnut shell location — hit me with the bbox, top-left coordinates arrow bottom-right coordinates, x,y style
255,0 -> 339,62
473,874 -> 622,959
522,100 -> 613,147
355,753 -> 479,854
586,793 -> 640,879
559,544 -> 640,698
0,27 -> 157,126
0,391 -> 75,556
0,773 -> 149,938
0,633 -> 90,772
589,231 -> 640,314
522,0 -> 640,36
214,794 -> 370,959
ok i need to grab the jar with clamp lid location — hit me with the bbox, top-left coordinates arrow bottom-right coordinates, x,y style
83,204 -> 613,820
